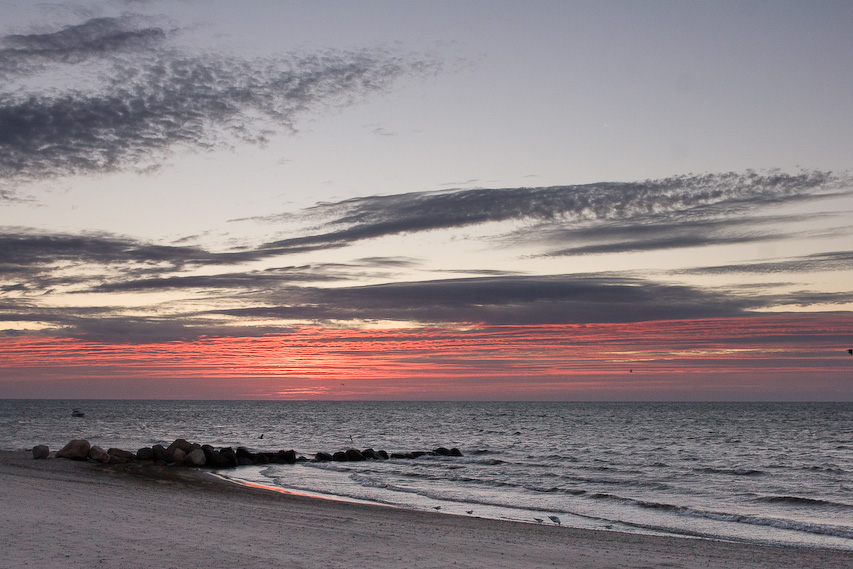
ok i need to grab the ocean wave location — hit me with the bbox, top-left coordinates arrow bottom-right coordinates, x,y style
754,495 -> 853,509
693,467 -> 764,476
585,492 -> 853,539
804,464 -> 845,473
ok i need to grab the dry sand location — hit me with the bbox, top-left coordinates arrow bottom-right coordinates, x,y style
1,450 -> 850,569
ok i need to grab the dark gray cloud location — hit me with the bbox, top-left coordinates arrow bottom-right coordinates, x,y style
0,229 -> 419,296
256,170 -> 850,254
2,241 -> 846,341
534,214 -> 806,256
0,16 -> 436,195
1,273 -> 759,342
677,251 -> 853,275
0,16 -> 168,76
216,274 -> 760,326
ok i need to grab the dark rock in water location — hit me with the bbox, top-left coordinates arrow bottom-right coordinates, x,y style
219,447 -> 238,468
108,448 -> 135,462
332,451 -> 348,462
237,456 -> 254,466
136,447 -> 154,461
207,450 -> 231,469
254,453 -> 270,465
361,448 -> 379,460
89,445 -> 110,464
296,455 -> 308,462
201,445 -> 215,463
410,451 -> 428,458
377,450 -> 389,460
314,452 -> 333,462
390,452 -> 413,459
345,448 -> 366,461
32,445 -> 49,460
166,438 -> 193,456
434,447 -> 451,456
57,439 -> 91,460
279,449 -> 297,464
185,448 -> 206,467
450,448 -> 463,457
151,444 -> 173,464
236,447 -> 254,460
172,448 -> 187,466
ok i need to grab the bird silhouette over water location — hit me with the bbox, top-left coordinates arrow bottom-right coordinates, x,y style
848,348 -> 852,355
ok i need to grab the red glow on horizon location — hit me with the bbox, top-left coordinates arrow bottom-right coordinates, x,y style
0,313 -> 851,400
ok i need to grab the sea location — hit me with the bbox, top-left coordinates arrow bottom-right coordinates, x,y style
2,400 -> 851,550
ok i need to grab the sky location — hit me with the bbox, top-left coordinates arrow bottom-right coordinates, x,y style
1,0 -> 851,400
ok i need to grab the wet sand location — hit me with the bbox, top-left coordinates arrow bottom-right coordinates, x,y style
1,450 -> 850,569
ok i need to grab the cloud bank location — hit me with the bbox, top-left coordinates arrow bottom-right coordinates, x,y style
1,169 -> 850,341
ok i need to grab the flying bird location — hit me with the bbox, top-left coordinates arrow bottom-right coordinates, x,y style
848,348 -> 852,355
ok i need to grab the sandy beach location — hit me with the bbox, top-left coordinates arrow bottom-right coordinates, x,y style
1,451 -> 850,569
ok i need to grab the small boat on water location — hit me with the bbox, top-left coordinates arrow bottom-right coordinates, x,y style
71,409 -> 85,418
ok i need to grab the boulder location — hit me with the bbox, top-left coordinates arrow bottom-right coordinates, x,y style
136,447 -> 154,461
345,449 -> 366,461
151,444 -> 173,464
237,456 -> 254,466
172,448 -> 187,466
254,453 -> 270,465
450,447 -> 463,457
377,450 -> 389,460
219,447 -> 238,467
362,448 -> 379,460
332,451 -> 348,462
275,449 -> 296,464
32,445 -> 50,460
434,447 -> 451,456
201,445 -> 215,464
108,448 -> 136,461
236,447 -> 254,460
166,438 -> 193,456
57,439 -> 91,460
185,448 -> 207,467
89,445 -> 111,464
314,452 -> 333,462
207,450 -> 232,469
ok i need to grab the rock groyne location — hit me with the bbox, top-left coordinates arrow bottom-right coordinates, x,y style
36,438 -> 463,468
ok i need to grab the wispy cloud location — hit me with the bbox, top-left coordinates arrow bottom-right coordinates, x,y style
255,170 -> 851,254
677,251 -> 853,275
0,15 -> 437,196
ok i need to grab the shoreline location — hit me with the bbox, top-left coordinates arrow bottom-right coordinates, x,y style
2,451 -> 852,569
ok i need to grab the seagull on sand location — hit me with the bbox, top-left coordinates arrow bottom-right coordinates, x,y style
549,515 -> 561,526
